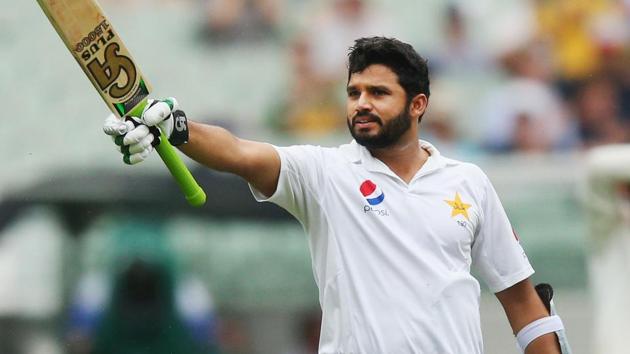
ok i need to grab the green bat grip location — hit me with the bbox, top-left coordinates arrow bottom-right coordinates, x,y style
128,100 -> 206,207
155,134 -> 206,207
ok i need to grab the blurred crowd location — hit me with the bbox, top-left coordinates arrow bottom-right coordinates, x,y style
198,0 -> 630,156
473,0 -> 630,153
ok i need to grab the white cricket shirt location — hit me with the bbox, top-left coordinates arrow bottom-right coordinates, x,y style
251,140 -> 533,354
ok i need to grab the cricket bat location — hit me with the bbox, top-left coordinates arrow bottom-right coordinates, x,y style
36,0 -> 206,207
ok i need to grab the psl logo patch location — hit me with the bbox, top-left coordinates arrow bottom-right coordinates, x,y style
444,192 -> 471,220
360,180 -> 385,206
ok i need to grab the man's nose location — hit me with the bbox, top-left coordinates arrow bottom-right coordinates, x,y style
356,93 -> 373,112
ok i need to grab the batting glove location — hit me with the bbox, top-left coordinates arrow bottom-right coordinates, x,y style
102,97 -> 189,165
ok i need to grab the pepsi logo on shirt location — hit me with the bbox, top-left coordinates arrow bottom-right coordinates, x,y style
360,180 -> 389,216
360,180 -> 385,205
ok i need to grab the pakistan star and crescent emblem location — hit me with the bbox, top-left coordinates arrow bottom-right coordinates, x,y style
444,192 -> 472,221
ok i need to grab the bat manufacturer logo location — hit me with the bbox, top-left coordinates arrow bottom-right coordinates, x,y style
87,42 -> 137,99
75,20 -> 110,53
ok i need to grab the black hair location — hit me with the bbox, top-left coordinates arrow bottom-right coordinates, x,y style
347,37 -> 430,100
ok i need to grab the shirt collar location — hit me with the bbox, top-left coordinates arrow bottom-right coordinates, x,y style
341,139 -> 448,178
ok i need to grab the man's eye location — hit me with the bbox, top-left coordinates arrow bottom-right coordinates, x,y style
347,90 -> 359,98
373,89 -> 387,96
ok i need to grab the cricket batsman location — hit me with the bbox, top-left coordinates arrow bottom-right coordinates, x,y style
104,37 -> 571,353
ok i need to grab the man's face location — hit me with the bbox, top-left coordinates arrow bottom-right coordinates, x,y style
346,64 -> 412,149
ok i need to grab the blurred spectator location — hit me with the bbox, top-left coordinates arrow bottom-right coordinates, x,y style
597,35 -> 630,125
266,36 -> 345,137
421,82 -> 481,160
303,0 -> 394,83
200,0 -> 282,43
480,44 -> 576,153
422,111 -> 480,160
430,4 -> 491,75
572,76 -> 627,148
66,258 -> 219,354
423,112 -> 458,152
534,0 -> 627,97
463,0 -> 537,61
265,0 -> 395,138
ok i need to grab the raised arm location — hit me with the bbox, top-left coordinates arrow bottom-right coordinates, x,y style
180,121 -> 280,197
103,98 -> 281,198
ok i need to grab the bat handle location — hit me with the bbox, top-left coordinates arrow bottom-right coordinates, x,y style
127,98 -> 206,206
155,134 -> 207,207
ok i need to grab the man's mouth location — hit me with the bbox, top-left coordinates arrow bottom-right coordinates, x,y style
352,114 -> 382,128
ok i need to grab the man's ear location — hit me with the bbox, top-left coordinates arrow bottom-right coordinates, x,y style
410,94 -> 428,121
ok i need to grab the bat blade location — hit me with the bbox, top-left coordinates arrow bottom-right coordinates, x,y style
37,0 -> 151,117
36,0 -> 206,207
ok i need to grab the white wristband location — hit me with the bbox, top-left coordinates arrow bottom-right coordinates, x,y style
516,315 -> 564,352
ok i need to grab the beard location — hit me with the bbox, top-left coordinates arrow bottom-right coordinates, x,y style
347,105 -> 412,149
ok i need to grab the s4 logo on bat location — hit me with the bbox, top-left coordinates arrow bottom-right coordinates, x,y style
75,19 -> 147,116
87,42 -> 137,99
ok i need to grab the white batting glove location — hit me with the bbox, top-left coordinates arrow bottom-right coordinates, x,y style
102,97 -> 189,165
103,114 -> 157,164
140,97 -> 189,146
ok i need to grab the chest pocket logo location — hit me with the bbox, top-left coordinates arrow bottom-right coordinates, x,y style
444,192 -> 471,220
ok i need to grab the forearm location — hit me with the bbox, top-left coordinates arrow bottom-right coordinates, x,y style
511,306 -> 561,354
178,120 -> 246,175
177,120 -> 280,197
496,279 -> 561,354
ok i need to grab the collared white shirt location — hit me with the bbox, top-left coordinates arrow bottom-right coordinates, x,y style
251,140 -> 533,354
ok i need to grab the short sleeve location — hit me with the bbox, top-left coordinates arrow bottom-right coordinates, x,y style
471,174 -> 534,293
249,145 -> 325,223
